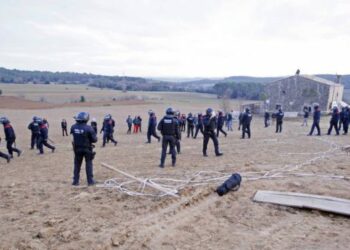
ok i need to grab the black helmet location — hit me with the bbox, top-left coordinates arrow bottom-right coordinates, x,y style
104,114 -> 111,120
0,117 -> 9,124
32,116 -> 38,121
166,107 -> 174,115
206,108 -> 213,116
74,112 -> 90,122
245,107 -> 250,112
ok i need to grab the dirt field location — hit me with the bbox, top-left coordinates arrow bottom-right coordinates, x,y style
0,85 -> 349,250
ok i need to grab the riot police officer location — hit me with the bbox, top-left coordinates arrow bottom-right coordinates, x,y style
194,113 -> 204,139
71,112 -> 97,186
146,111 -> 160,143
101,114 -> 117,147
327,106 -> 340,135
308,104 -> 321,136
216,111 -> 227,137
28,116 -> 40,149
203,108 -> 223,157
275,108 -> 284,133
37,118 -> 55,154
241,108 -> 252,139
343,107 -> 350,135
187,113 -> 195,138
157,108 -> 180,168
0,117 -> 22,158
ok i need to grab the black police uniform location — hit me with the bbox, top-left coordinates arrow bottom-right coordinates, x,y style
194,114 -> 204,138
216,113 -> 227,137
327,108 -> 340,135
28,120 -> 40,149
37,123 -> 55,154
275,110 -> 284,133
309,107 -> 321,136
264,112 -> 270,127
157,114 -> 179,167
101,118 -> 117,146
71,122 -> 97,185
203,115 -> 221,156
343,107 -> 350,135
91,121 -> 98,134
187,115 -> 195,138
147,114 -> 160,143
3,122 -> 21,157
241,111 -> 252,139
61,121 -> 68,136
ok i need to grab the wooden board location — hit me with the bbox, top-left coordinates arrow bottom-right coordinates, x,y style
253,190 -> 350,216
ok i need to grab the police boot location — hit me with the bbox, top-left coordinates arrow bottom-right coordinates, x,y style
172,159 -> 176,167
6,155 -> 11,163
17,150 -> 22,157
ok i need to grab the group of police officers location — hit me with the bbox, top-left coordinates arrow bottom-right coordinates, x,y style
0,103 -> 348,185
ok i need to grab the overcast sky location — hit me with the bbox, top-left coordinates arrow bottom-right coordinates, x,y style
0,0 -> 349,77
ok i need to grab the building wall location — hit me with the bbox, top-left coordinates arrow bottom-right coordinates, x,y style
327,84 -> 344,109
264,75 -> 331,112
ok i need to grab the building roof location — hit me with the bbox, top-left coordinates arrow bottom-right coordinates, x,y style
268,74 -> 342,87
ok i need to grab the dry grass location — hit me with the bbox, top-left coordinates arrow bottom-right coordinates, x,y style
0,84 -> 349,249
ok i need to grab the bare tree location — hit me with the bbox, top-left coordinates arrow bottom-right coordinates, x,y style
220,89 -> 232,113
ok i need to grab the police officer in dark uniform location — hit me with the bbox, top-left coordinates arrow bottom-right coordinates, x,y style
238,112 -> 243,130
343,107 -> 350,135
216,111 -> 227,137
91,118 -> 98,134
187,113 -> 195,138
37,118 -> 55,154
0,137 -> 11,163
264,111 -> 270,127
157,108 -> 179,168
71,112 -> 97,186
339,107 -> 345,131
1,117 -> 22,158
203,108 -> 223,157
61,119 -> 68,136
194,113 -> 204,139
275,108 -> 284,133
28,116 -> 40,149
241,108 -> 252,139
327,106 -> 340,135
146,111 -> 160,143
308,104 -> 321,136
101,114 -> 117,147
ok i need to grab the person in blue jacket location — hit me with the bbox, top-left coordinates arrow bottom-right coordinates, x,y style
327,106 -> 340,135
216,111 -> 227,137
308,104 -> 321,136
146,111 -> 160,143
28,116 -> 40,149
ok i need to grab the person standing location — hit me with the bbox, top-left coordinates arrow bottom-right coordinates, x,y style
186,113 -> 195,138
101,114 -> 117,147
302,106 -> 309,127
157,108 -> 179,168
28,116 -> 40,149
275,108 -> 284,133
264,111 -> 270,128
308,104 -> 321,136
70,112 -> 97,186
133,116 -> 140,133
327,106 -> 340,135
0,117 -> 22,158
343,107 -> 350,135
241,108 -> 252,139
339,107 -> 345,131
126,115 -> 133,134
37,118 -> 55,154
91,118 -> 98,134
61,119 -> 68,136
226,111 -> 233,131
138,116 -> 143,133
194,113 -> 204,139
147,111 -> 160,143
202,108 -> 223,157
217,111 -> 227,137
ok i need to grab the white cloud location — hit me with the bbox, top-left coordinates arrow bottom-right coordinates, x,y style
0,0 -> 349,77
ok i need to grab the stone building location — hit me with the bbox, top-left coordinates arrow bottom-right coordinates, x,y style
264,74 -> 344,112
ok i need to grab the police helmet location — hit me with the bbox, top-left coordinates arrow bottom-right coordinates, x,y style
0,117 -> 9,124
74,112 -> 90,122
166,107 -> 174,115
32,116 -> 38,121
333,106 -> 338,111
206,108 -> 213,116
245,107 -> 250,113
104,114 -> 111,120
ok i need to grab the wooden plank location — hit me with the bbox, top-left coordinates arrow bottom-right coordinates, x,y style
101,162 -> 179,197
253,190 -> 350,216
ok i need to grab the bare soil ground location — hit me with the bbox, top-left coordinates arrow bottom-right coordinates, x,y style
0,87 -> 349,250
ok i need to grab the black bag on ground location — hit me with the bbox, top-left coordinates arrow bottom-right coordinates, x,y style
216,173 -> 242,196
